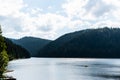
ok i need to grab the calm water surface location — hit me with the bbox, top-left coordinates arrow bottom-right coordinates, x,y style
6,58 -> 120,80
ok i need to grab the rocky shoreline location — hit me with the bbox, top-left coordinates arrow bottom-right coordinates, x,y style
1,70 -> 16,80
0,77 -> 16,80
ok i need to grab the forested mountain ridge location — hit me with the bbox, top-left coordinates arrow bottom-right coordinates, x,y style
37,27 -> 120,58
11,36 -> 51,56
5,38 -> 30,60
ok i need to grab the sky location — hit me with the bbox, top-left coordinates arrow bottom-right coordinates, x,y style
1,0 -> 120,40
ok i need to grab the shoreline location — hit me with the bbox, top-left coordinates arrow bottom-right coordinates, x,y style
2,70 -> 16,80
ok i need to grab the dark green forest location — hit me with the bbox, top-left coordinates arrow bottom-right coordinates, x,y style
0,26 -> 8,77
11,37 -> 51,57
37,27 -> 120,58
5,38 -> 30,60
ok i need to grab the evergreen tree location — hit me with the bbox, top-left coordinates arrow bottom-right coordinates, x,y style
0,25 -> 9,77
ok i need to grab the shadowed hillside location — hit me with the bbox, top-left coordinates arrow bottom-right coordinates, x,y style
37,27 -> 120,58
11,37 -> 51,56
5,38 -> 30,60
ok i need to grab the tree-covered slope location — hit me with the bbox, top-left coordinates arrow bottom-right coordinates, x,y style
11,37 -> 51,56
38,27 -> 120,58
0,27 -> 8,77
5,38 -> 30,60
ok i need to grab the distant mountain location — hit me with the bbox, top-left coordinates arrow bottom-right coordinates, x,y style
5,38 -> 30,60
37,27 -> 120,58
11,37 -> 51,56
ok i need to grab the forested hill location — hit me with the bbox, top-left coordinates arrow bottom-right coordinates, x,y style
37,27 -> 120,58
5,38 -> 30,60
11,37 -> 51,56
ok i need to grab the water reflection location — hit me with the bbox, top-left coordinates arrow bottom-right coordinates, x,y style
6,58 -> 120,80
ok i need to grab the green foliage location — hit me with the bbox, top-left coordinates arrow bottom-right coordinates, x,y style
0,26 -> 9,77
0,50 -> 9,76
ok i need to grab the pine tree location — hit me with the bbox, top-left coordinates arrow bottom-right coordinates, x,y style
0,25 -> 9,77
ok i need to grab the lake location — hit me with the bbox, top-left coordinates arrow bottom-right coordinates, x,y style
6,58 -> 120,80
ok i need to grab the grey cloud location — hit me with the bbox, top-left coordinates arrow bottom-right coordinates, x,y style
93,2 -> 112,17
1,16 -> 23,32
0,16 -> 7,21
38,24 -> 53,32
85,0 -> 98,11
13,26 -> 23,32
85,0 -> 113,17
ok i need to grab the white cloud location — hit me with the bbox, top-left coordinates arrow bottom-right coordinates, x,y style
0,0 -> 26,16
1,0 -> 120,40
0,0 -> 73,39
62,0 -> 120,27
62,0 -> 87,19
93,20 -> 120,28
0,0 -> 62,39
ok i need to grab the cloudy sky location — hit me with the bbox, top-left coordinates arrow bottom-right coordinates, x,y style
1,0 -> 120,40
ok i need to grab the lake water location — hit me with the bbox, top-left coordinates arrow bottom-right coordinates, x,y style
6,58 -> 120,80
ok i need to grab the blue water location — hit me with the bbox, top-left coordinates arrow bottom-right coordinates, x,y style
6,58 -> 120,80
